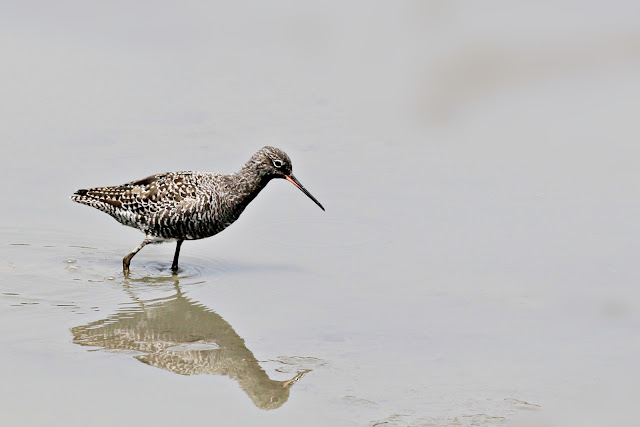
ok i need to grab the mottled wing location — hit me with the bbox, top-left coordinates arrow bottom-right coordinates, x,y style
123,171 -> 203,210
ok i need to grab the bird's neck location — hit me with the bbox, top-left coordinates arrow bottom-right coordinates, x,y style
230,163 -> 272,209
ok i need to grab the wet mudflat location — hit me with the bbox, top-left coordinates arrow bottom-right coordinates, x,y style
2,2 -> 640,426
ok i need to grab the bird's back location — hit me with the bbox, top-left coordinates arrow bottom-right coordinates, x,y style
71,171 -> 226,238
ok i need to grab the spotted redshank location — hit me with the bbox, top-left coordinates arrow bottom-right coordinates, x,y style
71,146 -> 324,274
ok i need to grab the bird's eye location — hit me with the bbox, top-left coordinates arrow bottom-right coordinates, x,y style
272,159 -> 283,168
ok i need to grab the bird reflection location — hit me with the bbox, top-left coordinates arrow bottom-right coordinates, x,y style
71,275 -> 309,410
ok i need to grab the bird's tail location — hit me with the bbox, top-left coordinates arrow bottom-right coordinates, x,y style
70,187 -> 144,230
70,187 -> 126,213
72,187 -> 117,204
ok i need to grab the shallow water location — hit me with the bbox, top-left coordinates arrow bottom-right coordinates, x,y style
2,2 -> 640,426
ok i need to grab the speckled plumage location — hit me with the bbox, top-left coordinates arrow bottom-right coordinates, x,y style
71,146 -> 324,273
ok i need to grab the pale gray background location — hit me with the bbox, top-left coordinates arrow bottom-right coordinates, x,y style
1,1 -> 639,426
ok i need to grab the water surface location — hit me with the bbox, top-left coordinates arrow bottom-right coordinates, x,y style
2,2 -> 640,426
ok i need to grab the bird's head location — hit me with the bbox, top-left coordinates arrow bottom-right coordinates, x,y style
253,146 -> 325,211
259,146 -> 293,177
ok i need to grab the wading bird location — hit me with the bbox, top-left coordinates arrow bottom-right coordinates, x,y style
71,146 -> 324,274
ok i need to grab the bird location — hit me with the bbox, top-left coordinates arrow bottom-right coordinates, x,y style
71,146 -> 324,274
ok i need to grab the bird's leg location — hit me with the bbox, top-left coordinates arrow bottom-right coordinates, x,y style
171,239 -> 184,274
123,237 -> 152,274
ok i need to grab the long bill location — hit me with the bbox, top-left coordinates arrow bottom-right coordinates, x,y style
285,175 -> 325,211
